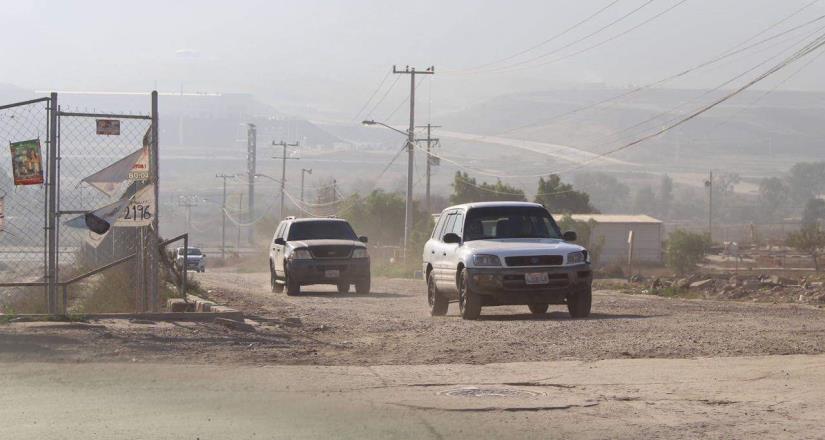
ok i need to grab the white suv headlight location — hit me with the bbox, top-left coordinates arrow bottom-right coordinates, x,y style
567,251 -> 587,265
473,254 -> 501,267
352,248 -> 368,259
291,249 -> 312,260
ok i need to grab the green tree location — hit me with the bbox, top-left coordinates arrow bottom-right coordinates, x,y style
572,172 -> 629,213
787,224 -> 825,272
786,161 -> 825,205
450,171 -> 525,204
758,177 -> 789,221
665,229 -> 710,275
338,189 -> 433,261
632,186 -> 656,215
802,198 -> 825,227
535,174 -> 596,213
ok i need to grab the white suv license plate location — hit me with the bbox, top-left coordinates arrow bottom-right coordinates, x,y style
324,270 -> 340,278
525,272 -> 549,285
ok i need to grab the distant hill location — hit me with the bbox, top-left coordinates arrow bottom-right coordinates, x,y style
435,87 -> 825,171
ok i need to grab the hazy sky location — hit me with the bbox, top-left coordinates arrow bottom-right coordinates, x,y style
3,0 -> 825,118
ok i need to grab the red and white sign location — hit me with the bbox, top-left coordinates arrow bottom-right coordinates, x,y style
128,148 -> 150,182
96,119 -> 121,136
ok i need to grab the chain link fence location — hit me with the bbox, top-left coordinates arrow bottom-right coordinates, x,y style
0,93 -> 163,315
57,109 -> 154,313
0,98 -> 50,313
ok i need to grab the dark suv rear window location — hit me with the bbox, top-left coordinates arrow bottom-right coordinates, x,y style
287,221 -> 357,241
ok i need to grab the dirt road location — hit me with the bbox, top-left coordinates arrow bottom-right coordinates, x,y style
3,271 -> 825,365
4,355 -> 824,439
3,271 -> 825,438
196,271 -> 825,365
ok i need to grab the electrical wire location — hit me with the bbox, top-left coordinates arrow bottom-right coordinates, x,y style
588,20 -> 825,148
453,0 -> 621,73
384,77 -> 427,122
353,69 -> 391,122
466,11 -> 825,141
459,0 -> 659,75
416,29 -> 825,182
547,31 -> 825,175
363,75 -> 400,121
490,0 -> 690,74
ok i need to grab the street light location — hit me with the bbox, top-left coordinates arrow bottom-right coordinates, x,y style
362,119 -> 414,256
251,173 -> 283,184
362,120 -> 408,137
301,168 -> 313,203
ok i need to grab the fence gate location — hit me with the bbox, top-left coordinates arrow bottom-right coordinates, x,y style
0,92 -> 160,315
0,98 -> 51,312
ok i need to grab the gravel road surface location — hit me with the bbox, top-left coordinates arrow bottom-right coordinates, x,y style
2,271 -> 824,365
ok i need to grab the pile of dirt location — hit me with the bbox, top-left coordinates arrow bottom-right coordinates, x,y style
641,273 -> 825,304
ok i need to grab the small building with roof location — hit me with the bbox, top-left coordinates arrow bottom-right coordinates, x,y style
558,214 -> 664,265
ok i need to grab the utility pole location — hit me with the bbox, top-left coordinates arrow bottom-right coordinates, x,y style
301,168 -> 312,203
236,192 -> 243,256
416,123 -> 441,214
216,174 -> 235,261
705,170 -> 713,241
178,195 -> 199,231
273,140 -> 300,219
246,124 -> 256,244
332,179 -> 338,215
393,65 -> 434,255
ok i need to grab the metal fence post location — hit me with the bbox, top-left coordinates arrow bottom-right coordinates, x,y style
47,92 -> 58,315
150,91 -> 160,312
182,234 -> 188,300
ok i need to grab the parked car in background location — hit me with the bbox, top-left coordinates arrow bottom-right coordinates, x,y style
422,202 -> 592,320
269,217 -> 370,295
175,247 -> 206,273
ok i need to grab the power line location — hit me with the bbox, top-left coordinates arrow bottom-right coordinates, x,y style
353,69 -> 392,122
417,30 -> 825,181
364,75 -> 401,120
384,76 -> 427,122
490,0 -> 691,74
551,31 -> 825,175
455,0 -> 621,73
588,21 -> 825,148
459,0 -> 659,75
705,41 -> 825,133
473,11 -> 825,140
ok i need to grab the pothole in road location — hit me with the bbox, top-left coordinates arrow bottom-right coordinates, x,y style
438,386 -> 545,398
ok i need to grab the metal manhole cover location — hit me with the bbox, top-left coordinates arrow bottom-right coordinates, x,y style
438,387 -> 545,398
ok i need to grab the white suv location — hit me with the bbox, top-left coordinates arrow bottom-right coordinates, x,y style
422,202 -> 592,320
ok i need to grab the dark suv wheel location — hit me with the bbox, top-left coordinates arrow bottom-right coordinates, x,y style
285,269 -> 301,296
427,272 -> 448,316
355,278 -> 370,295
528,303 -> 549,315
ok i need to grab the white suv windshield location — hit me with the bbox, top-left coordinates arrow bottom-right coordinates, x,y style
463,206 -> 562,241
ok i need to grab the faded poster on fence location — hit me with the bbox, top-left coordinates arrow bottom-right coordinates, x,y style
80,147 -> 144,196
115,183 -> 154,227
9,139 -> 44,185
